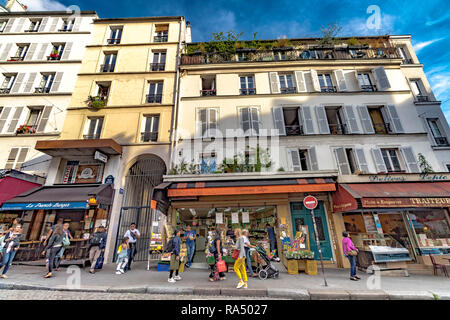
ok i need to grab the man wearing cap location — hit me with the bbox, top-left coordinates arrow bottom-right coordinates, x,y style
123,223 -> 141,271
88,226 -> 107,274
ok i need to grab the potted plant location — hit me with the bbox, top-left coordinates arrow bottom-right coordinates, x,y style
49,49 -> 60,60
87,96 -> 106,109
16,125 -> 36,134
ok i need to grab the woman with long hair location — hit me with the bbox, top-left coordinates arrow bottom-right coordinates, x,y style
209,225 -> 226,282
233,228 -> 248,289
0,224 -> 22,279
42,224 -> 64,278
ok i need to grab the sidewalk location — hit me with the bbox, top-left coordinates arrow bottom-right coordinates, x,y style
1,262 -> 449,300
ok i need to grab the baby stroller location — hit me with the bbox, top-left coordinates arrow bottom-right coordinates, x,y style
255,245 -> 280,280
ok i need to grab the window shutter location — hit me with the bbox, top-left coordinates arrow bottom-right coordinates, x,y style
49,17 -> 59,32
23,73 -> 37,93
72,17 -> 82,31
334,147 -> 351,175
400,147 -> 420,173
24,43 -> 37,61
386,105 -> 404,133
333,69 -> 347,91
36,106 -> 52,132
353,71 -> 361,90
372,66 -> 391,90
209,109 -> 218,136
272,106 -> 286,136
7,107 -> 24,133
289,149 -> 301,171
10,73 -> 25,93
61,42 -> 73,60
315,105 -> 330,134
250,107 -> 260,135
309,147 -> 319,171
36,43 -> 50,60
354,148 -> 369,173
310,69 -> 321,92
15,148 -> 29,170
0,107 -> 12,133
294,71 -> 307,92
240,108 -> 251,135
14,18 -> 25,33
0,43 -> 13,61
4,19 -> 15,33
301,106 -> 315,135
5,148 -> 19,169
197,109 -> 207,137
357,105 -> 375,134
343,105 -> 360,134
50,72 -> 63,93
269,72 -> 280,94
38,17 -> 49,32
371,148 -> 387,173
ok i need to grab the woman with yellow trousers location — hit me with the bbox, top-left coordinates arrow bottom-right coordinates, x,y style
233,228 -> 248,289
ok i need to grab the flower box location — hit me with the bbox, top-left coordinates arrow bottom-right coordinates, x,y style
16,125 -> 36,134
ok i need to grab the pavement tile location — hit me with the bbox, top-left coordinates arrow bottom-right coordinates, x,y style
386,290 -> 435,300
267,288 -> 310,300
347,290 -> 389,300
220,288 -> 267,297
308,289 -> 350,300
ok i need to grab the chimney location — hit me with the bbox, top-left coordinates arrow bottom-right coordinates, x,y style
185,21 -> 192,44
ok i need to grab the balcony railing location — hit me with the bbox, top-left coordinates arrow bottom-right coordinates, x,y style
329,123 -> 347,135
24,29 -> 38,33
361,85 -> 377,92
320,86 -> 337,93
0,88 -> 11,94
58,28 -> 73,32
146,94 -> 162,103
83,134 -> 101,139
141,132 -> 158,142
154,35 -> 168,42
402,58 -> 414,64
151,63 -> 166,71
416,95 -> 429,102
280,87 -> 297,94
100,64 -> 115,73
34,87 -> 51,94
47,54 -> 61,61
200,89 -> 216,96
181,46 -> 400,65
107,38 -> 121,45
373,122 -> 392,134
8,56 -> 24,62
240,88 -> 256,95
434,137 -> 449,146
285,125 -> 303,136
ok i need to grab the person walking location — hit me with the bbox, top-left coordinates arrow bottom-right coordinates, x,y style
88,226 -> 107,274
0,224 -> 22,279
242,229 -> 258,278
168,229 -> 182,283
266,224 -> 277,258
184,225 -> 196,268
209,225 -> 226,282
233,228 -> 248,289
123,223 -> 140,272
342,232 -> 360,281
115,237 -> 129,274
42,224 -> 64,278
43,218 -> 64,247
54,222 -> 73,271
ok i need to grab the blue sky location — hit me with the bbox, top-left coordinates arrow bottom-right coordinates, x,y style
19,0 -> 450,122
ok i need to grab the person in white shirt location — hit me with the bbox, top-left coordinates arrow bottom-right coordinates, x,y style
123,223 -> 140,271
242,229 -> 258,278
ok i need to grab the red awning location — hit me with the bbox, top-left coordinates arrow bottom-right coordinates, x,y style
0,176 -> 41,206
332,182 -> 450,213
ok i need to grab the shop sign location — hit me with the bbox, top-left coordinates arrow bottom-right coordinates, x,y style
341,173 -> 450,183
303,195 -> 318,210
75,164 -> 103,184
104,175 -> 114,184
0,202 -> 89,211
94,151 -> 108,163
362,197 -> 450,208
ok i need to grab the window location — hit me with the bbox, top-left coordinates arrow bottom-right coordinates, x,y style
147,82 -> 163,103
398,46 -> 413,64
141,115 -> 159,142
274,50 -> 287,61
94,82 -> 110,103
48,44 -> 64,61
325,107 -> 346,134
108,27 -> 123,44
410,79 -> 428,102
4,147 -> 28,170
239,107 -> 260,136
200,153 -> 217,174
408,210 -> 450,253
237,51 -> 252,62
381,148 -> 403,172
367,106 -> 391,134
0,74 -> 16,94
35,73 -> 55,93
154,25 -> 168,42
25,107 -> 42,128
290,149 -> 309,171
0,20 -> 7,33
427,118 -> 448,146
358,73 -> 377,92
101,53 -> 117,72
151,51 -> 166,71
27,20 -> 41,32
201,76 -> 216,96
279,74 -> 295,94
318,73 -> 335,92
10,44 -> 29,61
60,19 -> 74,32
283,107 -> 303,135
84,117 -> 103,139
334,147 -> 368,175
197,108 -> 218,137
447,164 -> 450,173
345,148 -> 357,174
239,76 -> 255,95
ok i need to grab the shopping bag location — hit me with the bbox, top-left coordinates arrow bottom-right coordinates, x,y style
95,253 -> 104,270
216,258 -> 227,273
231,249 -> 240,260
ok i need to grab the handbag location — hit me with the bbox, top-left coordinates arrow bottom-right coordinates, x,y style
62,235 -> 70,248
216,258 -> 227,273
231,249 -> 240,260
347,250 -> 358,256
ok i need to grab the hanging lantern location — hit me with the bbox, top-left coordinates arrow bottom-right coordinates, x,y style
88,197 -> 98,207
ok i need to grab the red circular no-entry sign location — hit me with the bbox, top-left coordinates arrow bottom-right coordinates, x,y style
303,195 -> 318,210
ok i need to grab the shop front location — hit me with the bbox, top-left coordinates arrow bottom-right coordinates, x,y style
332,176 -> 450,273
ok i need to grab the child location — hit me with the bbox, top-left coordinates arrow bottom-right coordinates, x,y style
115,237 -> 129,274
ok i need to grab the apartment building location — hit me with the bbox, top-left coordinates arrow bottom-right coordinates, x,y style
161,35 -> 450,271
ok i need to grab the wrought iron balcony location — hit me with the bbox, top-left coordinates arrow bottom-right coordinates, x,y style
402,58 -> 414,64
83,134 -> 101,139
141,132 -> 158,142
146,94 -> 162,103
239,88 -> 256,95
373,122 -> 392,134
107,38 -> 121,45
329,123 -> 347,135
280,87 -> 296,94
35,87 -> 51,94
361,85 -> 377,92
200,89 -> 216,96
100,64 -> 115,73
434,137 -> 449,146
320,86 -> 337,93
58,28 -> 73,32
0,88 -> 11,94
151,63 -> 166,71
8,56 -> 24,62
47,54 -> 61,61
416,95 -> 429,102
154,35 -> 168,43
285,125 -> 304,136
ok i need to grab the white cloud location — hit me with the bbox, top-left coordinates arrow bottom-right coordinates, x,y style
20,0 -> 67,11
413,38 -> 445,53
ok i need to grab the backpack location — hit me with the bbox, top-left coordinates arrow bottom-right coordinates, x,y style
164,236 -> 175,253
90,233 -> 103,246
208,240 -> 217,254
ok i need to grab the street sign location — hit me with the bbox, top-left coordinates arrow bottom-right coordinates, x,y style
303,195 -> 318,210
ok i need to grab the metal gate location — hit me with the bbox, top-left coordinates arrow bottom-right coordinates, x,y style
115,156 -> 166,261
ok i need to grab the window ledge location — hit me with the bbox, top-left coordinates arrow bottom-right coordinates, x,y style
414,100 -> 441,105
431,145 -> 450,150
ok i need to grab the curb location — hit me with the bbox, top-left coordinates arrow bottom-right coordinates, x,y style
267,288 -> 310,300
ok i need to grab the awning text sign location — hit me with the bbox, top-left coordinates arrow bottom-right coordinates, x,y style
362,197 -> 450,208
0,202 -> 89,211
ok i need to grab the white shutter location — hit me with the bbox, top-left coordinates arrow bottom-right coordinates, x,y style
357,105 -> 375,134
334,147 -> 351,175
400,147 -> 420,173
272,106 -> 286,136
5,148 -> 19,170
50,72 -> 63,93
209,108 -> 218,136
49,17 -> 59,32
14,18 -> 25,33
333,69 -> 347,91
343,105 -> 360,134
371,148 -> 387,173
15,148 -> 29,170
61,42 -> 73,60
24,43 -> 37,61
0,107 -> 12,133
36,43 -> 50,60
315,105 -> 330,134
354,148 -> 369,173
289,149 -> 301,171
0,43 -> 13,61
72,17 -> 82,31
310,69 -> 321,92
240,108 -> 251,135
38,17 -> 49,32
294,71 -> 307,92
269,72 -> 280,94
23,73 -> 37,93
250,107 -> 260,135
373,66 -> 391,90
7,107 -> 24,133
3,19 -> 15,33
353,71 -> 361,90
386,105 -> 404,133
37,106 -> 52,132
308,147 -> 319,171
197,109 -> 207,137
301,106 -> 315,135
10,73 -> 25,93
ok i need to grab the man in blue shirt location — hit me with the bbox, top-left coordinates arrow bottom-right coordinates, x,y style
266,224 -> 277,258
183,225 -> 196,268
